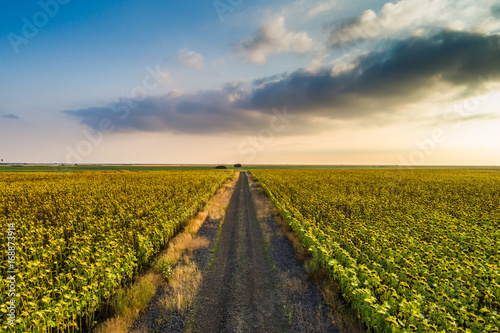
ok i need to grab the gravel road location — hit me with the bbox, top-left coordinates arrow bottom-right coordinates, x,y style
131,172 -> 339,332
190,172 -> 287,332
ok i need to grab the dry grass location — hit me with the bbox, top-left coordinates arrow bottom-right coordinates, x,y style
248,173 -> 367,333
94,273 -> 163,333
156,233 -> 210,266
204,173 -> 237,221
278,221 -> 309,261
161,261 -> 202,313
304,258 -> 366,333
94,173 -> 237,333
184,211 -> 208,235
154,173 -> 238,268
250,176 -> 309,261
157,173 -> 237,313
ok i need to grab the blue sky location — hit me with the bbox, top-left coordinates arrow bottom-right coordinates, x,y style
1,0 -> 500,164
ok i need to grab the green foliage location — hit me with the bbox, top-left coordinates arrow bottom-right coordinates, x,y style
112,276 -> 156,318
252,169 -> 500,332
154,258 -> 174,281
0,170 -> 231,332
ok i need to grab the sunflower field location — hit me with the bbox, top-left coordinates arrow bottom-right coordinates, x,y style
251,169 -> 500,332
0,170 -> 231,332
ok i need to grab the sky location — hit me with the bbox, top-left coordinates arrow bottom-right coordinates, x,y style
1,0 -> 499,165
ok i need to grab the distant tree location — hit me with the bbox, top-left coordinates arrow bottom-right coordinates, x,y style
234,164 -> 242,168
215,165 -> 227,169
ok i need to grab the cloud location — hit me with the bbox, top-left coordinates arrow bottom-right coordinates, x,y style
328,0 -> 500,47
237,16 -> 313,65
66,31 -> 500,135
492,4 -> 500,17
434,112 -> 500,127
175,49 -> 204,69
64,89 -> 268,135
244,31 -> 500,114
2,114 -> 19,120
306,0 -> 340,18
280,0 -> 341,20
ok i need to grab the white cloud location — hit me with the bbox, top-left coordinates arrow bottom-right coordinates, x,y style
306,51 -> 330,72
237,16 -> 313,65
307,0 -> 340,18
279,0 -> 341,20
175,49 -> 204,69
329,0 -> 500,46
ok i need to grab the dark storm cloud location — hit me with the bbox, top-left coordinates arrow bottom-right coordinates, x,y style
64,90 -> 262,135
492,5 -> 500,17
66,31 -> 500,134
326,15 -> 367,47
222,80 -> 248,94
2,114 -> 19,120
243,31 -> 500,115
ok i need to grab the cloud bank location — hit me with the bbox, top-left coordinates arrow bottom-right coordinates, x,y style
328,0 -> 500,47
66,31 -> 500,134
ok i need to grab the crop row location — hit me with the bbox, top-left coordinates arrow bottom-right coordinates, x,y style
0,170 -> 231,332
252,169 -> 500,332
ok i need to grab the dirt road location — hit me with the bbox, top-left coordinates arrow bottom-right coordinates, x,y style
129,171 -> 341,332
190,172 -> 287,332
